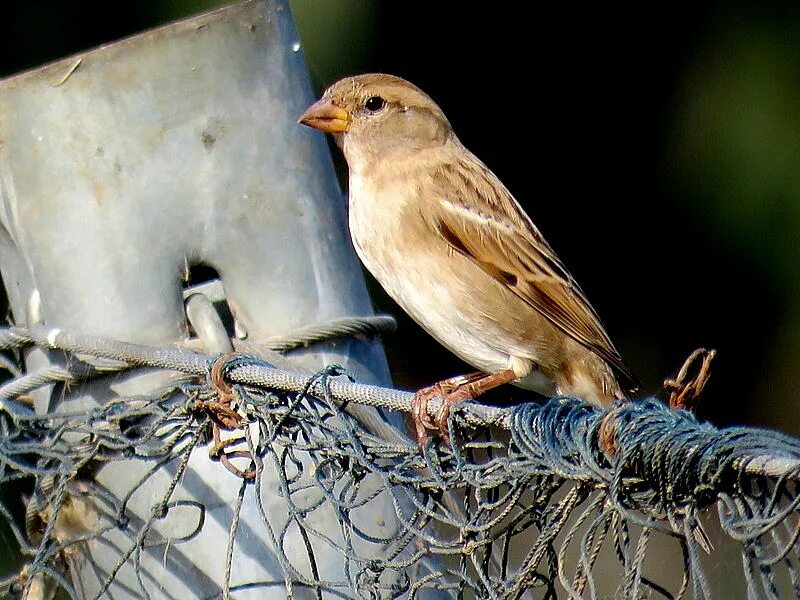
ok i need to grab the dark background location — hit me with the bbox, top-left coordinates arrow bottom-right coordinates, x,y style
2,1 -> 799,428
1,0 -> 799,590
294,0 -> 800,436
2,1 -> 799,430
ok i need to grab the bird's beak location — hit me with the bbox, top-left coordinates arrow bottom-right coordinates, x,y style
298,98 -> 351,133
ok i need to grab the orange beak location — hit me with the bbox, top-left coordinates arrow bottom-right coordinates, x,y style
298,98 -> 351,133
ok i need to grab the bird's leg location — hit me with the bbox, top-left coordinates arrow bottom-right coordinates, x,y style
434,369 -> 517,443
412,371 -> 485,448
412,369 -> 518,448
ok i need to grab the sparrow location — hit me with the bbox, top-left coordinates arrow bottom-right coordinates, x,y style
299,73 -> 637,446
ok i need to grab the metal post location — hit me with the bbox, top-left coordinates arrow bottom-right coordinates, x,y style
0,2 -> 410,597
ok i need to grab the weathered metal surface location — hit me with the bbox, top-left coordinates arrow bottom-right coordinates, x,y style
0,2 -> 411,597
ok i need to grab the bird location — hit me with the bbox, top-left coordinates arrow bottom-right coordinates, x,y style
299,73 -> 637,446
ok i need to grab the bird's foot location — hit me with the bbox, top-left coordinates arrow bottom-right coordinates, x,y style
412,386 -> 440,449
412,372 -> 484,449
412,369 -> 517,450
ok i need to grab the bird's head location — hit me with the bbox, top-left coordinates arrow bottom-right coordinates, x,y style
298,73 -> 453,169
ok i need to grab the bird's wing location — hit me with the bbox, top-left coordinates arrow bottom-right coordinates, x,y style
423,153 -> 637,389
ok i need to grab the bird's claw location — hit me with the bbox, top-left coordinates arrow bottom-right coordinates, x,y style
413,387 -> 473,450
412,385 -> 444,450
412,370 -> 515,452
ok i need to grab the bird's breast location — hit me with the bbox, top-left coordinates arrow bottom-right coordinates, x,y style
348,171 -> 451,318
347,172 -> 411,276
346,170 -> 519,376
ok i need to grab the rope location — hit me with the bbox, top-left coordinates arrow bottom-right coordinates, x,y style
262,315 -> 397,352
0,317 -> 397,354
0,316 -> 397,407
0,325 -> 510,430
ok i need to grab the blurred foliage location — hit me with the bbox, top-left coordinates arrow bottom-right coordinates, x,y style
671,16 -> 800,285
668,7 -> 800,431
289,0 -> 377,88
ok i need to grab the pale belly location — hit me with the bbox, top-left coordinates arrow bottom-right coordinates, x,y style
347,181 -> 553,394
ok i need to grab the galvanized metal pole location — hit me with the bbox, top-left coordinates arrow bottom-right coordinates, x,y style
0,2 -> 416,597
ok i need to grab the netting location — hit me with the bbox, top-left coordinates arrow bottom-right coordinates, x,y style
1,322 -> 800,599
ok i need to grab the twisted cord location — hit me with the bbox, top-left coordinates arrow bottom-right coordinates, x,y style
262,315 -> 397,351
0,317 -> 397,405
0,325 -> 510,429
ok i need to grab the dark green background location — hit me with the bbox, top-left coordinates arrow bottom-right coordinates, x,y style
1,0 -> 800,586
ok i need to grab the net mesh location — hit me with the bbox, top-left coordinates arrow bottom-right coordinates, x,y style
1,323 -> 799,599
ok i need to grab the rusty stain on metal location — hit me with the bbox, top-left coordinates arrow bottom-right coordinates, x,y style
92,182 -> 107,206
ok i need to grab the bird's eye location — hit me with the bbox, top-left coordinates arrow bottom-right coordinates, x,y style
364,96 -> 386,112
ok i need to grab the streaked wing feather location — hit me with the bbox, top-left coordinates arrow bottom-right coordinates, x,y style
427,154 -> 637,388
